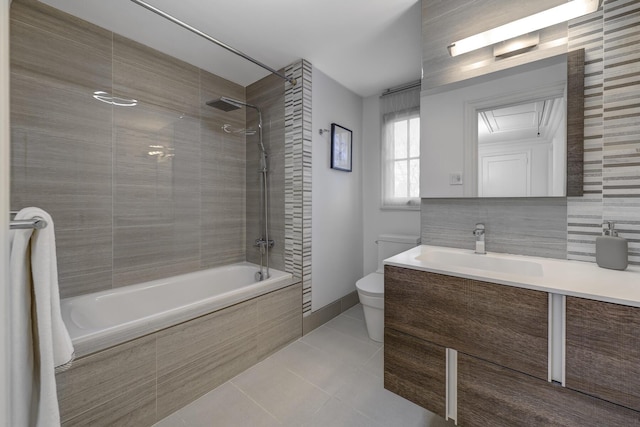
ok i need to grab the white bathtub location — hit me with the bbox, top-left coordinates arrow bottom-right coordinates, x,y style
61,262 -> 294,357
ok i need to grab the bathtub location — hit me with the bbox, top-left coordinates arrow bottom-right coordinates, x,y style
61,262 -> 295,357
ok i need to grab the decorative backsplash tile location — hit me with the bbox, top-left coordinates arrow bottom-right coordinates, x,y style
421,198 -> 568,259
567,0 -> 640,266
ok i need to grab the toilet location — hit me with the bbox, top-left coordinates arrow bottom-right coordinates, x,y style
356,234 -> 421,342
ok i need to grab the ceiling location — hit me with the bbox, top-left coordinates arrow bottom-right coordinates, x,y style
39,0 -> 423,97
478,98 -> 564,144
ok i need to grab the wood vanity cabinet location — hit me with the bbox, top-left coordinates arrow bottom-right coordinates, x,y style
384,328 -> 446,418
385,265 -> 548,379
384,265 -> 640,426
457,353 -> 640,427
566,296 -> 640,412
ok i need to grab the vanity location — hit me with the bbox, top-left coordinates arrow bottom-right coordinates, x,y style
383,245 -> 640,426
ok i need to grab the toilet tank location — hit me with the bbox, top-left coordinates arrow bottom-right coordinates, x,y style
376,234 -> 421,273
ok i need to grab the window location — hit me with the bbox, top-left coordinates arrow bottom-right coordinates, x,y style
381,86 -> 420,209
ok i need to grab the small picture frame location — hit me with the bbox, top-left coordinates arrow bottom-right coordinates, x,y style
330,123 -> 353,172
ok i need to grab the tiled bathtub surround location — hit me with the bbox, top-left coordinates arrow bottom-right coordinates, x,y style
56,283 -> 302,426
10,0 -> 247,297
421,198 -> 568,259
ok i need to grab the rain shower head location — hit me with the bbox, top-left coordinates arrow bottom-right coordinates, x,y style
208,96 -> 266,158
206,96 -> 260,112
206,97 -> 241,112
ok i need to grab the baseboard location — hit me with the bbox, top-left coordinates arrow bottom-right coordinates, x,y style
302,291 -> 359,335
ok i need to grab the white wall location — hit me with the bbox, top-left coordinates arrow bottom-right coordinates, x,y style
362,95 -> 421,275
311,66 -> 363,311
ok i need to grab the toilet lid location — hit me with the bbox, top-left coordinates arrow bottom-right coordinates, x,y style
356,273 -> 384,297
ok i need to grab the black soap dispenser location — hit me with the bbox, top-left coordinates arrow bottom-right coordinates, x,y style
596,221 -> 628,271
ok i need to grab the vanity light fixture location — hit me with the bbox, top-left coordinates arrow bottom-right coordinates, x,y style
92,91 -> 138,107
492,32 -> 540,58
447,0 -> 601,57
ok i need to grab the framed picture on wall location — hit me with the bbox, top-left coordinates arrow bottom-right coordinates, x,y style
330,123 -> 353,172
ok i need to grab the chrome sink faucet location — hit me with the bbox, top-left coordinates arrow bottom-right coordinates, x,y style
473,223 -> 486,254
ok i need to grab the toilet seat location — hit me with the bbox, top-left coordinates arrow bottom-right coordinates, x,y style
356,272 -> 384,297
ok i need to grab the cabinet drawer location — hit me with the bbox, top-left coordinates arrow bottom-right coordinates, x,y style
384,328 -> 446,419
385,265 -> 548,380
458,353 -> 640,427
566,296 -> 640,411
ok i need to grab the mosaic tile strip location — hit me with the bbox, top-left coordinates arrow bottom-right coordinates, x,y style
285,60 -> 313,316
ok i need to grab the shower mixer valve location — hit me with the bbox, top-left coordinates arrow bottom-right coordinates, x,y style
254,238 -> 275,251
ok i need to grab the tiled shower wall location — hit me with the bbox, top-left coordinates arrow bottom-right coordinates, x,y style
421,0 -> 640,265
246,74 -> 286,271
10,0 -> 249,298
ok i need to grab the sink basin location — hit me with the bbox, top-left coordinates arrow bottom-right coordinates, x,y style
415,250 -> 543,277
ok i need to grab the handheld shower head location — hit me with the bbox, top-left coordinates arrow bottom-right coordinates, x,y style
207,96 -> 267,166
222,124 -> 256,136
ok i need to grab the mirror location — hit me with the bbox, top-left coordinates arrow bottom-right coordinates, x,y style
476,88 -> 566,197
421,51 -> 584,198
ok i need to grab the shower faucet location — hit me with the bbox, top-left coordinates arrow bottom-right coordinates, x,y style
473,223 -> 486,255
254,238 -> 275,251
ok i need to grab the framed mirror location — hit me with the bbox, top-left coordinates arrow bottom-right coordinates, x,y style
421,50 -> 584,198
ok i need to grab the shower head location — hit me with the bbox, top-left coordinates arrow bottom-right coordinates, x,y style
222,124 -> 256,136
206,96 -> 259,112
208,96 -> 266,162
207,98 -> 241,112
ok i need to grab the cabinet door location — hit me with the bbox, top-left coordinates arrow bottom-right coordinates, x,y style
385,265 -> 548,380
566,296 -> 640,411
385,266 -> 467,350
384,328 -> 446,419
458,353 -> 640,427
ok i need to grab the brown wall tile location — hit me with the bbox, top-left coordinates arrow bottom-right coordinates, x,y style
246,73 -> 286,271
56,335 -> 156,426
156,300 -> 258,419
257,284 -> 303,359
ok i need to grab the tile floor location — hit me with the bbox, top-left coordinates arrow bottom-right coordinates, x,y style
154,304 -> 451,427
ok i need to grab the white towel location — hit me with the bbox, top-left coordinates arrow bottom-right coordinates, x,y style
9,207 -> 74,427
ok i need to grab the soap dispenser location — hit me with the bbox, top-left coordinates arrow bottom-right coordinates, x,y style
596,221 -> 628,271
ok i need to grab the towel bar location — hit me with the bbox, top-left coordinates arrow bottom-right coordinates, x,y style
9,216 -> 48,230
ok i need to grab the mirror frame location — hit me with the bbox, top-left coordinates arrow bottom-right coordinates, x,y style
566,48 -> 585,197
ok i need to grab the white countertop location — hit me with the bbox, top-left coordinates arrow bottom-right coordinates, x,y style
384,245 -> 640,308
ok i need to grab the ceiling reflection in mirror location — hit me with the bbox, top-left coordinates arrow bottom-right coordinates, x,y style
477,95 -> 566,197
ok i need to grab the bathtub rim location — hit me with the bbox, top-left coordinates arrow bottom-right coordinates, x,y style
62,262 -> 298,358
